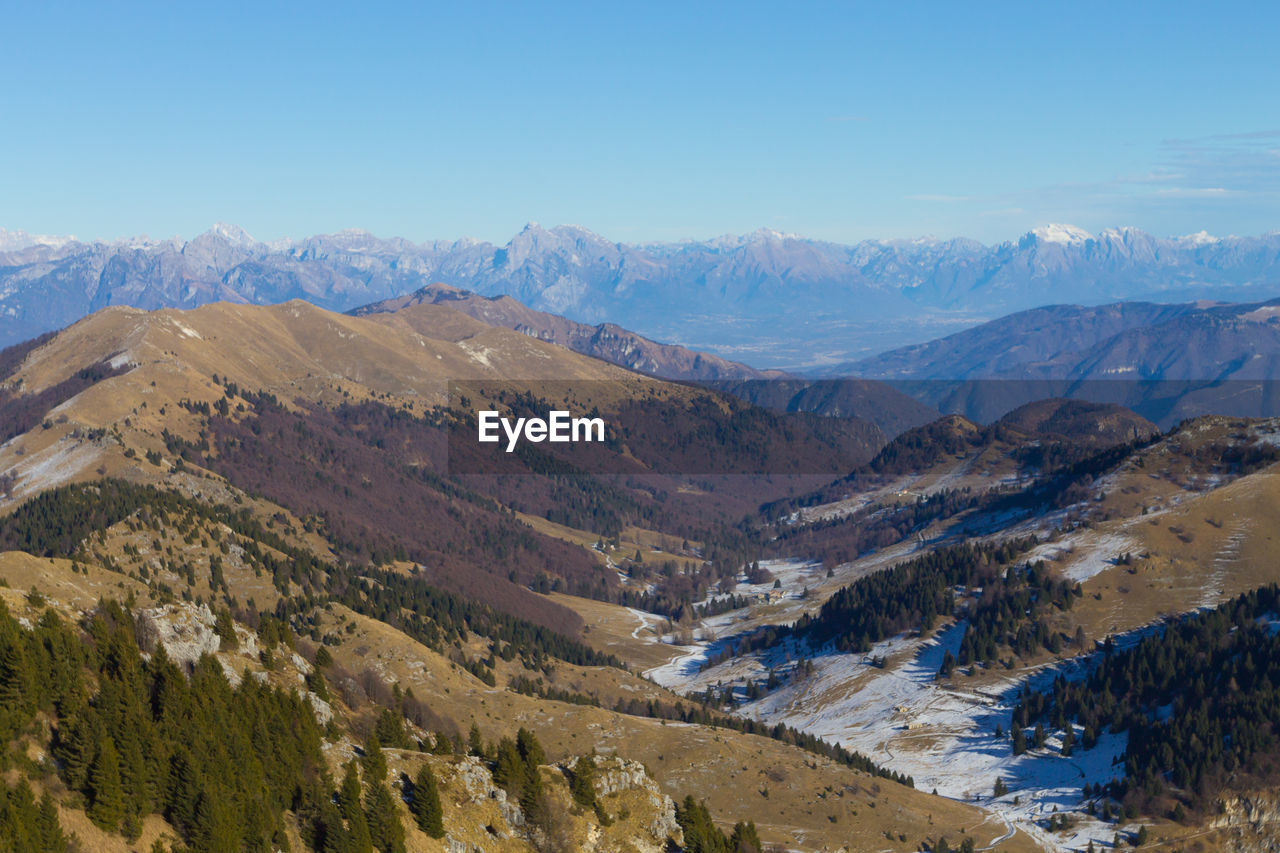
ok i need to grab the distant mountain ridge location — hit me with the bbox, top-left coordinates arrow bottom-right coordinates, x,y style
2,221 -> 1278,368
845,298 -> 1280,381
350,282 -> 785,382
350,283 -> 939,436
843,298 -> 1280,426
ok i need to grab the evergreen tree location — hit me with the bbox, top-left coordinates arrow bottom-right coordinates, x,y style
316,797 -> 352,853
373,707 -> 410,749
675,796 -> 729,853
88,738 -> 126,831
0,625 -> 34,716
51,713 -> 94,792
729,819 -> 762,853
362,733 -> 388,783
340,761 -> 374,853
192,787 -> 240,853
36,791 -> 67,851
516,727 -> 545,767
493,737 -> 525,797
409,764 -> 444,838
364,779 -> 405,853
569,755 -> 597,809
214,608 -> 237,650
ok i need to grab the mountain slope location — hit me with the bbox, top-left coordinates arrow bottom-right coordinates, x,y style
351,282 -> 784,381
844,298 -> 1280,382
0,306 -> 1039,852
353,283 -> 939,436
842,298 -> 1280,425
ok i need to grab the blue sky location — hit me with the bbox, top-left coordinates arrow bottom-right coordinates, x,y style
4,1 -> 1278,245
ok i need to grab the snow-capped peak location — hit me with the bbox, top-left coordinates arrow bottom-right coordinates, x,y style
0,227 -> 76,251
1176,230 -> 1219,247
204,222 -> 257,247
1030,223 -> 1093,246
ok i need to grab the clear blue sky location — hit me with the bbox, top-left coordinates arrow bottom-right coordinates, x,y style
4,1 -> 1277,245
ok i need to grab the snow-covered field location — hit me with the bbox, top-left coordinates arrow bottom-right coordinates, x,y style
641,601 -> 1142,851
739,627 -> 1133,851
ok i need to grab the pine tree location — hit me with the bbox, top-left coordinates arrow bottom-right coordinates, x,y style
192,786 -> 240,853
340,761 -> 374,853
1012,727 -> 1027,755
317,797 -> 351,853
362,732 -> 388,783
214,608 -> 237,650
164,746 -> 202,835
729,819 -> 762,852
493,737 -> 525,797
569,755 -> 597,809
410,764 -> 444,838
52,713 -> 95,792
675,796 -> 730,853
37,791 -> 66,851
519,762 -> 545,823
0,625 -> 35,727
516,727 -> 545,767
364,779 -> 405,853
88,739 -> 126,831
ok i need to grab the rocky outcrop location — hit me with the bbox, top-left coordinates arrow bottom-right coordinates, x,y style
1210,793 -> 1280,852
568,754 -> 682,848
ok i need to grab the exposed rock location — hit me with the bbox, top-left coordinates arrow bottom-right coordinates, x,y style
568,754 -> 682,847
446,755 -> 524,828
1210,793 -> 1280,852
137,602 -> 220,666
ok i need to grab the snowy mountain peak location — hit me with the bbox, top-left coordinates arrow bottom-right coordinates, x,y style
749,227 -> 798,242
202,222 -> 258,247
1029,223 -> 1093,246
0,227 -> 76,252
1176,230 -> 1220,247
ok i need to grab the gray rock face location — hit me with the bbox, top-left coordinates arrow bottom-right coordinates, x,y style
568,755 -> 682,846
446,755 -> 525,829
1211,793 -> 1280,852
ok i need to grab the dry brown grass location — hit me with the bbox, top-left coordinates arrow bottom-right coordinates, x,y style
311,604 -> 1040,852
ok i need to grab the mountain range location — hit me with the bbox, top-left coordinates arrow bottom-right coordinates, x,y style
3,222 -> 1278,369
